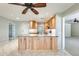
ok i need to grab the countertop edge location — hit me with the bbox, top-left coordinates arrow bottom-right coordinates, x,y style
17,36 -> 58,37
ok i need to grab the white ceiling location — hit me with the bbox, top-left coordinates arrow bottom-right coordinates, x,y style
0,3 -> 74,21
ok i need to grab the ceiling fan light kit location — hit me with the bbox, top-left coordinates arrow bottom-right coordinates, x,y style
9,3 -> 46,15
74,18 -> 79,23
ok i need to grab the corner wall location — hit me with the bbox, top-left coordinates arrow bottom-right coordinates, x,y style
0,16 -> 15,42
56,15 -> 62,49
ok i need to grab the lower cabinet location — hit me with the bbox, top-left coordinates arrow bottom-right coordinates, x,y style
18,36 -> 57,51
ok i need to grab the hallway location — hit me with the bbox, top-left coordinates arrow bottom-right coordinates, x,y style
65,37 -> 79,56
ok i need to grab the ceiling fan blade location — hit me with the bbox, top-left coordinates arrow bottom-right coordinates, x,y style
22,8 -> 29,14
32,3 -> 46,8
31,8 -> 39,15
8,3 -> 25,6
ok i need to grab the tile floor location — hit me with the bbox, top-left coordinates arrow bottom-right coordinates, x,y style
65,37 -> 79,56
6,50 -> 71,56
0,39 -> 71,56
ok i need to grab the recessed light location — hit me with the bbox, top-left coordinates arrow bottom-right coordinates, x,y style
40,17 -> 44,19
16,17 -> 20,20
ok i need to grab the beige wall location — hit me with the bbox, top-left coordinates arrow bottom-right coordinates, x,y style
15,21 -> 29,36
0,16 -> 15,42
71,23 -> 79,37
62,3 -> 79,17
56,15 -> 62,49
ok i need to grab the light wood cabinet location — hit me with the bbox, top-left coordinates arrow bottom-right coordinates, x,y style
18,36 -> 58,51
51,16 -> 56,29
51,37 -> 57,51
33,37 -> 39,50
44,16 -> 56,29
44,22 -> 48,29
30,20 -> 37,29
44,22 -> 48,33
18,36 -> 26,51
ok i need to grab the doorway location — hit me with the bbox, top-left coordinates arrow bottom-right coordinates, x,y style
9,23 -> 15,40
64,14 -> 79,56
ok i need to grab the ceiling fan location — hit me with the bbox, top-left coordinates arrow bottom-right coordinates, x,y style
9,3 -> 46,15
73,18 -> 79,23
66,18 -> 79,24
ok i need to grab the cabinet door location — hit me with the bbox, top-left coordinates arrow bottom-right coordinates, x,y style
44,16 -> 56,29
39,37 -> 45,50
49,16 -> 56,29
18,37 -> 26,51
51,37 -> 57,51
51,17 -> 56,29
33,37 -> 39,50
30,20 -> 37,29
44,37 -> 51,50
44,22 -> 48,33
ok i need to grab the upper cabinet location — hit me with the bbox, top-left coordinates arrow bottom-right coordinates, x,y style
50,16 -> 56,29
44,16 -> 56,29
44,21 -> 48,29
29,16 -> 56,29
30,20 -> 37,29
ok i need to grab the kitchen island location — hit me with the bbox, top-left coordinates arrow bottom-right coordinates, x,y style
18,35 -> 58,51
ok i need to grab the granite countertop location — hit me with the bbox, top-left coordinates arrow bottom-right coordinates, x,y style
17,34 -> 58,37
